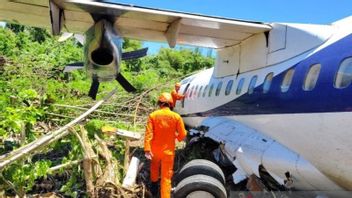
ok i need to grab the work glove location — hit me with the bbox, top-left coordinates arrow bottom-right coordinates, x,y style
145,151 -> 153,160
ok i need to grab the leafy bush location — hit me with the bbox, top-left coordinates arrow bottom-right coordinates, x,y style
0,23 -> 215,196
2,160 -> 51,196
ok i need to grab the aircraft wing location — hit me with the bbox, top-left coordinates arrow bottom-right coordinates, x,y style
0,0 -> 272,48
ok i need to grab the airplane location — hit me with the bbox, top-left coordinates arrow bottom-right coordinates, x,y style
1,0 -> 352,197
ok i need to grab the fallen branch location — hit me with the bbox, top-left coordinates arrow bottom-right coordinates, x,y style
95,134 -> 120,186
46,112 -> 76,119
76,126 -> 101,198
53,104 -> 144,118
95,134 -> 121,197
47,114 -> 141,127
49,160 -> 81,173
0,88 -> 118,171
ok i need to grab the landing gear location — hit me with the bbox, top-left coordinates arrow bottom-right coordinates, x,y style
173,159 -> 225,185
173,159 -> 227,198
173,174 -> 227,198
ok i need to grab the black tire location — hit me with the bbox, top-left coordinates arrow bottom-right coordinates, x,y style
174,159 -> 225,185
173,174 -> 227,198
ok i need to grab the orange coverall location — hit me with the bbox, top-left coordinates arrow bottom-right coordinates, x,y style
171,89 -> 185,108
144,107 -> 187,198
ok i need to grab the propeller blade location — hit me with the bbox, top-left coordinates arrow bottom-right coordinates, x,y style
88,76 -> 100,100
116,73 -> 136,92
63,62 -> 84,73
121,48 -> 148,60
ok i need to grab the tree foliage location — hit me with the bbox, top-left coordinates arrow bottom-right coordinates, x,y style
0,24 -> 215,196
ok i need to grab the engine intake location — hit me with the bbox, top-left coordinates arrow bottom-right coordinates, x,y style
91,47 -> 114,66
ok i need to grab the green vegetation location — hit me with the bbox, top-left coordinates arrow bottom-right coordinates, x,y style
0,24 -> 214,196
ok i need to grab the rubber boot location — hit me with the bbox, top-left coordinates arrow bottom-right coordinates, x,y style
150,181 -> 159,197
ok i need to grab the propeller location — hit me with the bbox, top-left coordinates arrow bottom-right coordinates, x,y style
86,73 -> 135,100
62,22 -> 148,100
116,73 -> 136,92
88,75 -> 100,100
121,48 -> 148,60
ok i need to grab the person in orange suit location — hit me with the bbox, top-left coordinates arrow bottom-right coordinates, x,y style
144,92 -> 187,198
171,82 -> 185,109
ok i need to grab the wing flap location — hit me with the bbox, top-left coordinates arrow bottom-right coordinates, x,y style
0,11 -> 51,30
0,1 -> 51,29
0,2 -> 49,16
1,0 -> 272,48
13,0 -> 49,7
180,24 -> 250,40
116,17 -> 169,32
179,34 -> 239,49
65,0 -> 272,48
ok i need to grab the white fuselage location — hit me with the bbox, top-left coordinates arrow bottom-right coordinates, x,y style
175,17 -> 352,190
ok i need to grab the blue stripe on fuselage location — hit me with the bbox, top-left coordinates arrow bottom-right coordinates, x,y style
183,33 -> 352,117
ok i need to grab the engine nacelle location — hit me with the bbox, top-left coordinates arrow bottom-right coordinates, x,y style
85,19 -> 122,82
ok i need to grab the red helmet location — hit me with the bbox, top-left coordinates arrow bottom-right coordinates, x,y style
158,92 -> 173,104
175,82 -> 181,88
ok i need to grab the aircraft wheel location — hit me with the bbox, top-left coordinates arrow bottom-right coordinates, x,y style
174,159 -> 225,185
173,174 -> 227,198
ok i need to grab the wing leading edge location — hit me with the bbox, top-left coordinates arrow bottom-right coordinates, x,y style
0,0 -> 272,48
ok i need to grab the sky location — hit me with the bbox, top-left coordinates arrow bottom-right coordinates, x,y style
113,0 -> 351,24
108,0 -> 352,54
2,1 -> 351,53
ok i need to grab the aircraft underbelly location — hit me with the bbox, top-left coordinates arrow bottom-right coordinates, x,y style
233,112 -> 352,190
193,117 -> 342,192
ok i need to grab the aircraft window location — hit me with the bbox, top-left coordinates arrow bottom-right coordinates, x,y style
182,83 -> 190,108
208,84 -> 214,97
188,86 -> 194,98
194,85 -> 199,97
281,69 -> 295,92
198,86 -> 203,97
236,78 -> 245,95
225,80 -> 234,95
335,57 -> 352,89
215,81 -> 223,96
304,64 -> 321,91
263,72 -> 274,93
248,75 -> 258,94
203,85 -> 208,97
